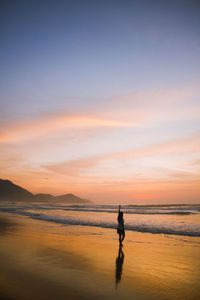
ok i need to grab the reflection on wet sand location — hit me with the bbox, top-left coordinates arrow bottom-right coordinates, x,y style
0,213 -> 129,300
115,244 -> 124,288
0,217 -> 16,234
0,212 -> 200,300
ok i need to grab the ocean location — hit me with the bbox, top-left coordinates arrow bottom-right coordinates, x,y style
0,203 -> 200,237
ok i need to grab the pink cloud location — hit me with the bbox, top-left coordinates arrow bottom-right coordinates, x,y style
1,87 -> 199,144
0,113 -> 138,143
44,133 -> 200,176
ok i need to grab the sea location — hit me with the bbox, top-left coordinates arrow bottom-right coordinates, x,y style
0,202 -> 200,238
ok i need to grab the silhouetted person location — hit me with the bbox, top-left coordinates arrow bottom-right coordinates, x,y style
115,244 -> 124,288
117,205 -> 125,245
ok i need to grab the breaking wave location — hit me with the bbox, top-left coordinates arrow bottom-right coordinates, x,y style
0,205 -> 200,237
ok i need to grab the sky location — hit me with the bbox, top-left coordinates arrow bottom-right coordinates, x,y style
0,0 -> 200,204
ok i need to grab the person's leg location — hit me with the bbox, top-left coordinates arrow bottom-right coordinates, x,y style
119,233 -> 122,244
121,231 -> 125,243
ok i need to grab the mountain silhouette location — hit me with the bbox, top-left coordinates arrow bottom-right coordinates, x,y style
54,193 -> 90,203
0,179 -> 34,201
0,179 -> 92,203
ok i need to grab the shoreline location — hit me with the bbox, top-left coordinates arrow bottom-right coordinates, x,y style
1,205 -> 200,238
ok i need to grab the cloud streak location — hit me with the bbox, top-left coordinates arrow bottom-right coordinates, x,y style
0,114 -> 138,143
1,87 -> 199,144
1,87 -> 199,203
44,133 -> 200,176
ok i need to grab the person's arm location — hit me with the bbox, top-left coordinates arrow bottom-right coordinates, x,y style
118,205 -> 121,221
117,205 -> 121,222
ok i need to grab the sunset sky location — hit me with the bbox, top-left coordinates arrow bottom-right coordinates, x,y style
0,0 -> 200,204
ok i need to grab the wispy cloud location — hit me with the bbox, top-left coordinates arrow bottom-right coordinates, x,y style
44,133 -> 200,176
1,87 -> 199,144
1,86 -> 200,203
190,158 -> 200,166
0,114 -> 138,143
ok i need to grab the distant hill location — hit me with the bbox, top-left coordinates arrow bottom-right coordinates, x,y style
0,179 -> 92,204
0,179 -> 34,201
34,193 -> 54,201
54,193 -> 90,204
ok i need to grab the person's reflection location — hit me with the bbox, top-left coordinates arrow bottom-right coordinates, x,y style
115,244 -> 125,288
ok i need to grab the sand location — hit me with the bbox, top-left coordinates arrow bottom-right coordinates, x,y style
0,212 -> 200,300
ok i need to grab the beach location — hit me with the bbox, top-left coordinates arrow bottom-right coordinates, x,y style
0,208 -> 200,300
1,1 -> 200,299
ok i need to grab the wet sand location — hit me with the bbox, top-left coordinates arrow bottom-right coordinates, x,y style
0,212 -> 200,300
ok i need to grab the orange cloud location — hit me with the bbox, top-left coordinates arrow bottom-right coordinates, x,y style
1,87 -> 199,144
44,133 -> 200,176
0,114 -> 138,143
190,158 -> 200,166
2,163 -> 199,203
1,86 -> 199,203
